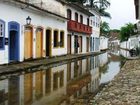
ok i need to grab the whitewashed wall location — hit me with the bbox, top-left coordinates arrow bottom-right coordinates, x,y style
66,6 -> 90,25
100,36 -> 108,50
120,41 -> 130,49
120,36 -> 140,50
28,0 -> 66,17
89,9 -> 101,52
0,2 -> 67,64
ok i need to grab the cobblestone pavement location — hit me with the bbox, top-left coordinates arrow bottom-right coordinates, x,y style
92,59 -> 140,105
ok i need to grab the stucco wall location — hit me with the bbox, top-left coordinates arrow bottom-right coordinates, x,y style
0,3 -> 67,64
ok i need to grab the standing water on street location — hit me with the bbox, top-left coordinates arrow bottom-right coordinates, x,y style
0,51 -> 125,105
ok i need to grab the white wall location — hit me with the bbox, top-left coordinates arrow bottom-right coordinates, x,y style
120,41 -> 130,49
120,36 -> 140,50
0,2 -> 67,64
28,0 -> 66,17
66,6 -> 90,25
100,36 -> 108,50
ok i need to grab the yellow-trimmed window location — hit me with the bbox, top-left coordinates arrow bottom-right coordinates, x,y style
54,30 -> 59,48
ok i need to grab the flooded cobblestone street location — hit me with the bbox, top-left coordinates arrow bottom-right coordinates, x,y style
0,51 -> 125,105
93,58 -> 140,105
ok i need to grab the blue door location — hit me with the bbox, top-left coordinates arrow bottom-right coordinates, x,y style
8,22 -> 20,62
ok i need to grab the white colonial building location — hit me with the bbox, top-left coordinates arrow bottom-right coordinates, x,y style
0,0 -> 67,64
87,8 -> 101,52
66,2 -> 93,54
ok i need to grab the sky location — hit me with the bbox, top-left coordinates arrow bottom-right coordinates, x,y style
103,0 -> 137,29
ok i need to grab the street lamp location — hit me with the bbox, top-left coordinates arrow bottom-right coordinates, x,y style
26,16 -> 31,25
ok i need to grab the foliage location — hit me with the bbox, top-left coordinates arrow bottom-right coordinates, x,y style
66,0 -> 111,18
120,23 -> 135,42
100,21 -> 110,36
88,0 -> 111,18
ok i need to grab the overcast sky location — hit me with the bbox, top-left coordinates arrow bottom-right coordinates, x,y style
103,0 -> 137,29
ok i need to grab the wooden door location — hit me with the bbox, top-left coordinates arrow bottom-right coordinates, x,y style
36,29 -> 43,58
79,36 -> 82,53
24,28 -> 32,59
86,37 -> 89,52
67,35 -> 71,54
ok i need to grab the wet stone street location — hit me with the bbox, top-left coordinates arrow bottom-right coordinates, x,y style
93,59 -> 140,105
0,51 -> 125,105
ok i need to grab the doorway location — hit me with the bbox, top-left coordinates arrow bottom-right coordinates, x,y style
24,27 -> 33,60
36,28 -> 43,58
46,29 -> 51,57
67,35 -> 71,54
8,22 -> 20,62
74,35 -> 78,54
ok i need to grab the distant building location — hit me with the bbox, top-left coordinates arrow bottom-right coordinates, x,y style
109,31 -> 120,47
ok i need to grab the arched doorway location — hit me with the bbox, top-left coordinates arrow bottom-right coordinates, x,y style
46,29 -> 52,57
8,21 -> 20,62
36,28 -> 43,58
24,26 -> 33,60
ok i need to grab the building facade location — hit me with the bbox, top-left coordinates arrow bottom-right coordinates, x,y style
0,0 -> 67,64
0,0 -> 102,65
66,3 -> 93,54
89,8 -> 101,52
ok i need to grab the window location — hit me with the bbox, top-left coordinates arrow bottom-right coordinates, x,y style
75,12 -> 78,22
80,15 -> 83,23
87,18 -> 89,26
54,30 -> 59,48
67,9 -> 72,20
0,20 -> 5,50
60,31 -> 64,47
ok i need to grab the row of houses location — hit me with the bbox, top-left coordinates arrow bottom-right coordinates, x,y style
0,0 -> 102,65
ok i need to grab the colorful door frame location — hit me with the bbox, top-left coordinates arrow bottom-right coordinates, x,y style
8,21 -> 20,62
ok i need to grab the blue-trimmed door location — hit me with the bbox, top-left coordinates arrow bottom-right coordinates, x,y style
8,21 -> 20,62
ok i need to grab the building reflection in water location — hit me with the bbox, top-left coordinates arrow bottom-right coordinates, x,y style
0,54 -> 110,105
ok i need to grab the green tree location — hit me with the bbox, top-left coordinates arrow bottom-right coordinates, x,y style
98,0 -> 110,9
66,0 -> 111,18
100,21 -> 110,36
120,23 -> 135,42
87,0 -> 111,18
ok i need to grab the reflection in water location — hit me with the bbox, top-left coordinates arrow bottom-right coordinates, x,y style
0,51 -> 124,105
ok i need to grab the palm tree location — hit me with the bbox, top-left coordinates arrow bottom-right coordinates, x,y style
98,0 -> 110,9
99,7 -> 111,18
100,21 -> 110,36
87,0 -> 111,18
